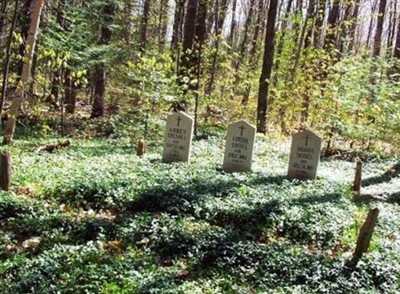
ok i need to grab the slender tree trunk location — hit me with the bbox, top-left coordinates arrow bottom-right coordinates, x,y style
324,0 -> 340,51
348,0 -> 361,52
139,0 -> 151,53
0,0 -> 18,118
91,3 -> 115,118
304,0 -> 316,48
229,0 -> 237,47
193,0 -> 207,86
29,38 -> 39,97
206,0 -> 229,94
249,0 -> 265,59
64,69 -> 76,114
387,0 -> 395,51
300,0 -> 317,124
0,0 -> 8,44
234,0 -> 256,73
291,0 -> 316,82
158,0 -> 168,51
171,0 -> 184,49
4,0 -> 45,144
193,0 -> 207,134
394,11 -> 400,59
313,0 -> 327,48
338,2 -> 353,54
48,70 -> 60,108
387,0 -> 397,54
372,0 -> 387,57
16,0 -> 33,81
178,0 -> 198,87
369,0 -> 387,108
242,0 -> 266,105
124,0 -> 133,45
272,0 -> 293,87
257,0 -> 278,134
366,0 -> 378,47
206,0 -> 216,37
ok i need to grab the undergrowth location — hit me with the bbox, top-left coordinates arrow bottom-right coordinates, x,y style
0,135 -> 399,293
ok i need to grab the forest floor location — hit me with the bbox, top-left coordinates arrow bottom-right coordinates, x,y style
0,134 -> 399,293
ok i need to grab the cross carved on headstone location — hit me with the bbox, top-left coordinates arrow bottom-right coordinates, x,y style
177,116 -> 182,127
239,125 -> 245,136
304,134 -> 310,146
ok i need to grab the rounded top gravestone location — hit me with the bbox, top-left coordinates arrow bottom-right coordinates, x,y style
162,111 -> 194,163
287,129 -> 322,180
223,120 -> 256,173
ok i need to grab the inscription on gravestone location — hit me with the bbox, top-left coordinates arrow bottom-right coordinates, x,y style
162,111 -> 194,163
287,129 -> 322,180
223,120 -> 256,172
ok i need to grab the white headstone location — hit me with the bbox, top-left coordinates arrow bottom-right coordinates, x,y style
223,120 -> 256,172
162,111 -> 194,163
287,129 -> 322,180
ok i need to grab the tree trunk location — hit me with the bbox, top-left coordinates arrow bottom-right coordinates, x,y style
291,0 -> 316,82
300,0 -> 317,124
234,0 -> 256,73
372,0 -> 387,57
387,0 -> 397,54
366,0 -> 378,48
348,0 -> 361,52
178,0 -> 198,87
249,0 -> 265,59
304,0 -> 317,49
257,0 -> 278,134
0,0 -> 8,44
193,0 -> 207,84
139,0 -> 151,53
16,0 -> 33,81
206,0 -> 228,94
229,0 -> 237,47
29,38 -> 39,97
0,0 -> 18,118
48,70 -> 60,109
4,0 -> 44,144
394,10 -> 400,59
242,0 -> 266,105
193,0 -> 207,134
338,2 -> 353,54
171,0 -> 186,52
158,0 -> 168,51
64,69 -> 76,114
313,0 -> 328,48
91,3 -> 115,118
324,0 -> 340,51
124,0 -> 133,45
272,0 -> 293,87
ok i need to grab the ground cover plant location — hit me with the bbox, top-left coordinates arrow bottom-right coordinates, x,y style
0,129 -> 399,293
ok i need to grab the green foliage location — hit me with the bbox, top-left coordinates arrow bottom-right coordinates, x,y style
1,136 -> 399,292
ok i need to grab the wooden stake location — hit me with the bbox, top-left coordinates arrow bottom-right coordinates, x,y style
346,208 -> 379,267
0,151 -> 11,191
137,138 -> 147,156
352,157 -> 362,195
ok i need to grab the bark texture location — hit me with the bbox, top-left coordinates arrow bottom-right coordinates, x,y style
4,0 -> 45,144
257,0 -> 278,134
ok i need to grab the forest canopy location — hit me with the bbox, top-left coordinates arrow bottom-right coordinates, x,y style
0,0 -> 399,147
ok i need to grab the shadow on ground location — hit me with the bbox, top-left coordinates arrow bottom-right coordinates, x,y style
361,162 -> 400,187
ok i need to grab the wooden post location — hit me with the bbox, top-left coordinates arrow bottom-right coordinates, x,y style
352,157 -> 362,195
137,138 -> 147,156
346,208 -> 379,267
0,151 -> 11,191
